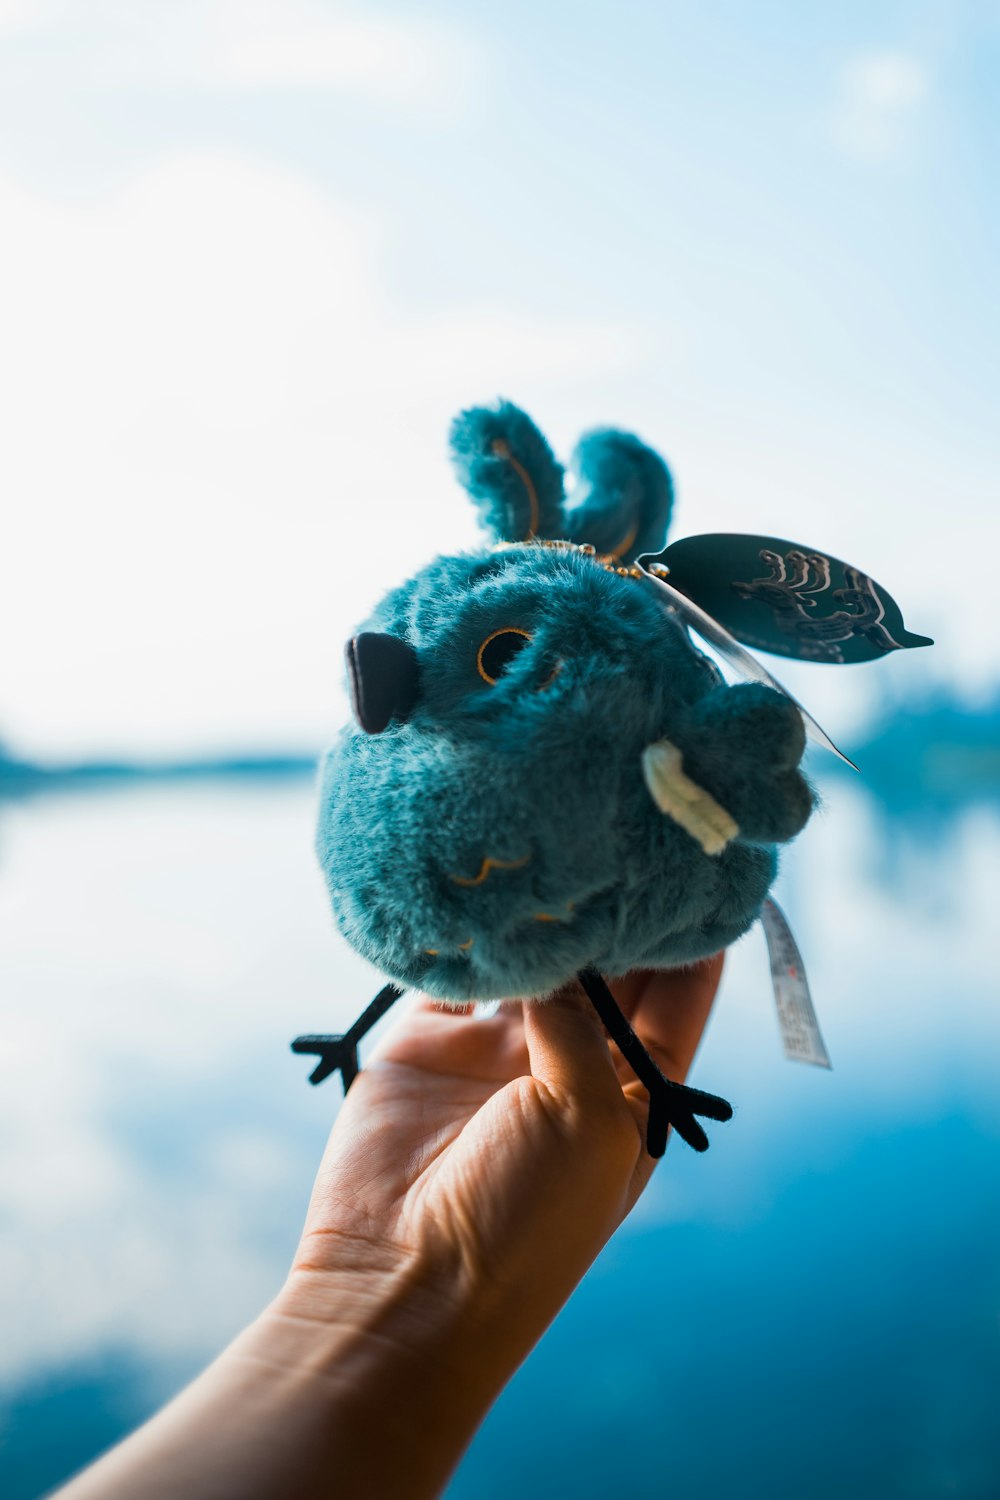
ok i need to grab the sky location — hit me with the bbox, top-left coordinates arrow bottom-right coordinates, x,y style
1,0 -> 997,758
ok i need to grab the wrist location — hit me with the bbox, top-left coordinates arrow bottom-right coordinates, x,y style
216,1256 -> 510,1500
270,1218 -> 554,1392
259,1244 -> 508,1407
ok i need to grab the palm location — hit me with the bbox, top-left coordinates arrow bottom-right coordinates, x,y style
299,958 -> 724,1291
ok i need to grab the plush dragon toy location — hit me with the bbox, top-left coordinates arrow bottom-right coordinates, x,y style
293,401 -> 930,1155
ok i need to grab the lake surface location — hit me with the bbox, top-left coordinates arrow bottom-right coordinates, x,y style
0,770 -> 998,1498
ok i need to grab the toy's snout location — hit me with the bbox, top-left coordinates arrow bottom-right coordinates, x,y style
346,632 -> 419,734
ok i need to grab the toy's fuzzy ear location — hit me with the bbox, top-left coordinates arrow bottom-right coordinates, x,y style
449,400 -> 565,543
564,429 -> 674,564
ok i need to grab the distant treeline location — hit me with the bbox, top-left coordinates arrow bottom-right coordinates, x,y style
0,747 -> 318,800
2,685 -> 998,809
824,686 -> 1000,809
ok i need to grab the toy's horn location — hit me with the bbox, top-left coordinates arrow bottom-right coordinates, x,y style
346,633 -> 420,734
641,739 -> 739,855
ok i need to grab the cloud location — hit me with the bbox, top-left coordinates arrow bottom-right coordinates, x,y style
0,151 -> 639,757
0,0 -> 47,36
0,0 -> 480,112
209,2 -> 473,101
832,51 -> 928,160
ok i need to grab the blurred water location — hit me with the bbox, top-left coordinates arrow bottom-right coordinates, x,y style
0,770 -> 998,1499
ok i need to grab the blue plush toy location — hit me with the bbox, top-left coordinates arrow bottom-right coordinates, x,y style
293,401 -> 930,1155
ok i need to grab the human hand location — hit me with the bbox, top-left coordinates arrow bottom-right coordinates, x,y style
266,958 -> 725,1496
288,957 -> 726,1334
55,960 -> 724,1500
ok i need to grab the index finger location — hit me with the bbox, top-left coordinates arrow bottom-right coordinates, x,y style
613,951 -> 725,1084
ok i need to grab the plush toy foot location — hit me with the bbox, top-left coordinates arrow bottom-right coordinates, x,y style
577,967 -> 733,1157
644,1075 -> 733,1157
290,1033 -> 361,1090
291,982 -> 404,1093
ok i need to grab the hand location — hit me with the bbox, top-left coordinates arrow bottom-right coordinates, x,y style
290,957 -> 726,1336
271,957 -> 726,1498
56,959 -> 724,1500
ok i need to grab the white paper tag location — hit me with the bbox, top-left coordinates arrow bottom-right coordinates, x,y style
760,897 -> 831,1069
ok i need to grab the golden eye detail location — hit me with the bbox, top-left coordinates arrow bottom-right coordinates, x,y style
477,627 -> 532,685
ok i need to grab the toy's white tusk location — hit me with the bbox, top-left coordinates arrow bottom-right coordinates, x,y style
641,739 -> 739,856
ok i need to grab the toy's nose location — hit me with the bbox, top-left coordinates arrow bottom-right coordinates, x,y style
346,632 -> 420,734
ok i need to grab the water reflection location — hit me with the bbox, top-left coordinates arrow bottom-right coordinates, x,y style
0,710 -> 998,1498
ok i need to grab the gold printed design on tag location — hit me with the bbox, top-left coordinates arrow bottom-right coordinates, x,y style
732,549 -> 908,660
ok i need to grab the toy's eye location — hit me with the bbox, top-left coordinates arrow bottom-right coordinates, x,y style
477,627 -> 532,685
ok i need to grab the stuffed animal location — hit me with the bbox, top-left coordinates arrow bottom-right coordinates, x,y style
293,401 -> 930,1155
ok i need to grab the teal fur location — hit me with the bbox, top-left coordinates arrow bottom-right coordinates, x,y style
447,401 -> 671,561
564,428 -> 673,563
317,403 -> 814,1002
449,401 -> 565,542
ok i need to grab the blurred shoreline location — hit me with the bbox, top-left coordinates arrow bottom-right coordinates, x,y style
3,686 -> 997,808
0,747 -> 319,801
820,686 -> 1000,812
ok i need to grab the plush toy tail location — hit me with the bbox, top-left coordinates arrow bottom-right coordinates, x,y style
449,401 -> 565,544
563,428 -> 674,563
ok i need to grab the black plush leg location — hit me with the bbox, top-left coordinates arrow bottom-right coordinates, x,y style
291,983 -> 404,1092
577,968 -> 733,1157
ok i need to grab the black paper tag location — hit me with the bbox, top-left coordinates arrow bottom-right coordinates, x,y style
642,534 -> 933,665
637,562 -> 857,765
